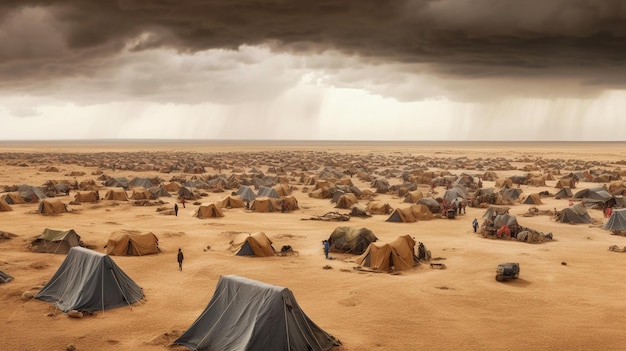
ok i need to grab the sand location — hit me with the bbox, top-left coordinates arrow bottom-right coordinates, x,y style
1,141 -> 626,351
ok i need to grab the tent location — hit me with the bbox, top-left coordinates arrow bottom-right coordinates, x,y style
443,186 -> 466,203
602,208 -> 626,233
356,235 -> 418,272
0,270 -> 14,284
178,186 -> 200,200
328,227 -> 377,255
220,195 -> 245,208
129,187 -> 152,200
366,201 -> 392,215
163,182 -> 181,192
334,193 -> 358,209
236,185 -> 257,202
418,197 -> 442,213
103,188 -> 129,201
128,177 -> 154,189
193,203 -> 224,218
251,197 -> 281,212
37,199 -> 67,215
574,187 -> 613,202
74,190 -> 99,203
1,192 -> 25,204
30,228 -> 82,254
257,186 -> 280,198
281,195 -> 299,211
555,187 -> 573,199
106,231 -> 159,256
349,204 -> 370,217
559,203 -> 592,224
0,198 -> 13,212
404,190 -> 424,203
35,247 -> 143,312
230,232 -> 276,257
522,193 -> 543,205
481,206 -> 511,220
18,185 -> 47,202
173,275 -> 340,351
148,185 -> 171,198
385,207 -> 418,223
104,177 -> 129,189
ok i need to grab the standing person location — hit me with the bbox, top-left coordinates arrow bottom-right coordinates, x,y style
472,218 -> 479,233
177,248 -> 184,271
181,197 -> 186,208
174,203 -> 179,216
322,240 -> 330,259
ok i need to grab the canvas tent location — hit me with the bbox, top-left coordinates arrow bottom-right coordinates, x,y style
173,275 -> 340,351
366,201 -> 392,215
481,206 -> 511,220
404,190 -> 424,203
128,177 -> 154,189
559,203 -> 592,224
522,193 -> 543,205
236,185 -> 257,202
555,187 -> 573,199
230,232 -> 276,257
334,193 -> 358,209
257,186 -> 280,198
129,187 -> 152,200
386,207 -> 418,223
220,195 -> 245,208
30,228 -> 82,254
574,187 -> 613,202
103,188 -> 129,201
0,198 -> 12,212
251,197 -> 281,212
2,192 -> 25,204
328,227 -> 377,255
192,203 -> 224,218
356,235 -> 418,272
74,190 -> 99,203
104,177 -> 129,189
19,185 -> 47,202
35,247 -> 143,312
148,185 -> 171,198
281,195 -> 299,211
106,231 -> 159,256
37,199 -> 67,215
602,208 -> 626,233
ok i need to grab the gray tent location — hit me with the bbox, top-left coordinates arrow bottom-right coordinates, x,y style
236,185 -> 257,202
555,187 -> 573,199
104,177 -> 129,189
129,177 -> 154,189
257,186 -> 279,198
0,270 -> 13,284
574,187 -> 613,202
602,208 -> 626,232
174,275 -> 340,351
559,203 -> 592,224
35,247 -> 143,312
18,185 -> 47,202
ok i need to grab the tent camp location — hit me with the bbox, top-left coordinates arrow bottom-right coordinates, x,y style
558,203 -> 592,224
73,190 -> 99,203
356,235 -> 418,272
30,228 -> 82,254
328,227 -> 377,255
0,198 -> 12,212
37,199 -> 67,215
229,232 -> 276,257
1,192 -> 25,204
106,231 -> 159,256
1,270 -> 14,284
35,247 -> 144,312
103,188 -> 129,201
173,275 -> 340,351
602,208 -> 626,233
192,203 -> 224,218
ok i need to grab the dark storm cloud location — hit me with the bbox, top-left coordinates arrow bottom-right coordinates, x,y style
2,0 -> 626,93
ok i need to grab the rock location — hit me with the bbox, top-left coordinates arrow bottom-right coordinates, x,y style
67,310 -> 84,318
66,344 -> 76,351
561,261 -> 567,265
21,291 -> 35,300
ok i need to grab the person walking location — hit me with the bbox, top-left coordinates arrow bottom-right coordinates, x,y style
322,240 -> 330,259
472,218 -> 479,233
177,248 -> 184,271
174,203 -> 179,216
181,198 -> 186,208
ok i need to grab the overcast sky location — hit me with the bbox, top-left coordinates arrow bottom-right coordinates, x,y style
1,1 -> 625,141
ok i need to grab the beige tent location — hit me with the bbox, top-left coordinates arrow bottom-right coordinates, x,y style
130,187 -> 152,200
273,183 -> 291,197
106,231 -> 159,256
356,235 -> 418,272
409,204 -> 434,220
38,199 -> 67,215
366,201 -> 392,215
522,193 -> 543,205
220,195 -> 245,209
0,198 -> 12,212
2,192 -> 25,204
193,203 -> 224,218
251,197 -> 281,212
229,232 -> 276,257
335,193 -> 358,209
74,191 -> 99,203
385,207 -> 418,223
281,195 -> 299,211
404,190 -> 424,203
30,228 -> 81,254
103,189 -> 129,201
163,182 -> 180,192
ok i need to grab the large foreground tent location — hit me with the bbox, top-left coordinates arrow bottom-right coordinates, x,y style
173,275 -> 341,351
328,226 -> 377,255
35,247 -> 144,312
30,228 -> 82,254
106,231 -> 160,256
602,208 -> 626,233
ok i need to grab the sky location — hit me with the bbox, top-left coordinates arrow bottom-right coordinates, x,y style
1,1 -> 626,141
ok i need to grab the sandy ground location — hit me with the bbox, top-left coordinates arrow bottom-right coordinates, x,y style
1,141 -> 626,351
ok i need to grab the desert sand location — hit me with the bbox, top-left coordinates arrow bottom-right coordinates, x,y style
1,140 -> 626,351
